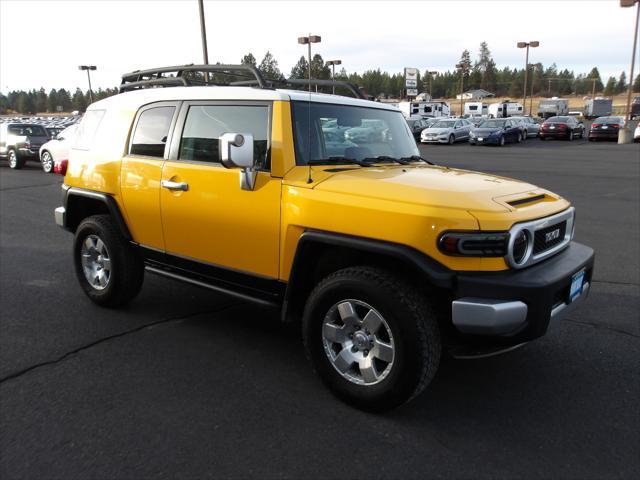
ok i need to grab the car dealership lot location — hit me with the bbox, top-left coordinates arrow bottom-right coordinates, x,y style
1,140 -> 639,478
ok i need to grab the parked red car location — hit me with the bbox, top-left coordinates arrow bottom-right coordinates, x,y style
539,116 -> 585,141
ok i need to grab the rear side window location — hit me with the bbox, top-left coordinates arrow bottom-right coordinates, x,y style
130,106 -> 175,158
178,105 -> 270,169
74,110 -> 106,150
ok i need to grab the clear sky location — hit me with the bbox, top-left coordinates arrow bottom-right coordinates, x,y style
0,0 -> 637,92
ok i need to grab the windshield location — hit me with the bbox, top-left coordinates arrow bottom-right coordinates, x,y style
8,125 -> 47,136
291,101 -> 419,165
479,120 -> 506,128
433,120 -> 455,128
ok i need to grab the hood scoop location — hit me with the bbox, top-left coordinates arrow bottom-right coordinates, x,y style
506,193 -> 547,208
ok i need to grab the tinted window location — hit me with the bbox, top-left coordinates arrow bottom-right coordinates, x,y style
8,125 -> 47,136
179,105 -> 270,168
74,110 -> 106,150
130,106 -> 175,158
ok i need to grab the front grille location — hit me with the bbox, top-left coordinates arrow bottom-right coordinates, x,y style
533,221 -> 567,254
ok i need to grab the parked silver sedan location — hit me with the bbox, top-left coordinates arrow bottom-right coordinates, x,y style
420,118 -> 473,144
511,116 -> 541,138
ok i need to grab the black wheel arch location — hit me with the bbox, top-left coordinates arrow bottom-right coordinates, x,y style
63,187 -> 132,240
281,230 -> 454,324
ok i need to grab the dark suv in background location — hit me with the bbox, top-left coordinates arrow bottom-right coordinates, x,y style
0,123 -> 49,169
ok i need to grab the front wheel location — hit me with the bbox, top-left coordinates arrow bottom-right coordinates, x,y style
73,214 -> 144,307
568,131 -> 574,141
8,149 -> 24,169
498,135 -> 505,146
448,134 -> 455,145
302,267 -> 441,412
41,151 -> 54,173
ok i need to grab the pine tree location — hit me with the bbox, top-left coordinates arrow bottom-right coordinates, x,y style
35,88 -> 48,113
633,74 -> 640,93
57,89 -> 72,111
241,53 -> 257,66
616,71 -> 626,94
258,51 -> 283,80
47,89 -> 59,112
290,56 -> 308,79
586,67 -> 604,93
310,54 -> 330,80
603,76 -> 617,96
71,88 -> 87,112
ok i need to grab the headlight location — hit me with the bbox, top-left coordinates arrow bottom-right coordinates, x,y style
438,232 -> 508,257
469,131 -> 476,138
511,230 -> 530,265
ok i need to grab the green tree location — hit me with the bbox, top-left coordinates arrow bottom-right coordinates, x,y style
258,51 -> 283,80
16,92 -> 35,113
456,49 -> 472,93
633,74 -> 640,93
0,93 -> 8,114
71,87 -> 87,111
57,88 -> 72,111
47,89 -> 59,112
586,67 -> 604,93
241,53 -> 257,66
603,76 -> 616,96
289,55 -> 308,79
616,71 -> 626,94
35,88 -> 47,113
310,53 -> 330,80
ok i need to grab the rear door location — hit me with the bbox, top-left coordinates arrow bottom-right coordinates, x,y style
120,102 -> 180,251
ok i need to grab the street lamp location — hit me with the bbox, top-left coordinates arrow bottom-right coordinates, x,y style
619,0 -> 639,143
78,65 -> 96,104
326,59 -> 342,94
517,41 -> 539,115
427,70 -> 438,100
298,34 -> 322,92
455,62 -> 465,117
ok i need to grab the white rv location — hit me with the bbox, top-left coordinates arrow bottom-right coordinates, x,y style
538,98 -> 569,119
488,101 -> 524,118
464,102 -> 489,118
396,101 -> 451,118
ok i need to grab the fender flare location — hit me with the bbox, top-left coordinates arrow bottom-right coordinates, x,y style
63,186 -> 132,240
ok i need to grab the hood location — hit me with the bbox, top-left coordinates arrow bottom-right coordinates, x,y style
423,127 -> 452,135
473,127 -> 502,135
313,165 -> 543,213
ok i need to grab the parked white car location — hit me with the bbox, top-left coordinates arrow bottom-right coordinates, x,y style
420,118 -> 473,144
39,124 -> 78,173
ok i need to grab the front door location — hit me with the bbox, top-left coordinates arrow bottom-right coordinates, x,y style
160,102 -> 281,279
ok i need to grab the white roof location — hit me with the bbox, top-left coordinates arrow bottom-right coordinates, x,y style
88,86 -> 400,112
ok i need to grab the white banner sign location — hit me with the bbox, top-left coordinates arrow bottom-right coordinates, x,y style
404,67 -> 418,89
406,88 -> 418,96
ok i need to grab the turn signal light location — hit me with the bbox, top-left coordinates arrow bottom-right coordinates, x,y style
438,232 -> 508,257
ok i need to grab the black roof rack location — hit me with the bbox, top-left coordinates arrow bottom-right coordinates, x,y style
119,64 -> 367,100
119,64 -> 269,92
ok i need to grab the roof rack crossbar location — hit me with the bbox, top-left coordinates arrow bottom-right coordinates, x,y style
119,77 -> 189,92
283,79 -> 366,99
119,64 -> 269,92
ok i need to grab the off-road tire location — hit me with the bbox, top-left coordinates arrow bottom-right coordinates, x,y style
302,266 -> 441,412
41,151 -> 54,173
73,214 -> 144,307
8,149 -> 24,169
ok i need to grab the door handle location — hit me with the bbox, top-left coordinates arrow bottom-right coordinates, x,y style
161,180 -> 189,191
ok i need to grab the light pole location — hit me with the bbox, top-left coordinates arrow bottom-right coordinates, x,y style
455,62 -> 465,117
620,0 -> 639,143
298,34 -> 321,92
78,65 -> 96,103
427,70 -> 438,100
517,41 -> 539,115
326,59 -> 342,94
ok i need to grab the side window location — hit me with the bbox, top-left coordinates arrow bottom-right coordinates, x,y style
73,110 -> 105,150
178,105 -> 270,169
130,106 -> 175,158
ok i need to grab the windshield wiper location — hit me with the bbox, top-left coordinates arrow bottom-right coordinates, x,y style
308,157 -> 373,167
400,155 -> 435,165
361,155 -> 410,165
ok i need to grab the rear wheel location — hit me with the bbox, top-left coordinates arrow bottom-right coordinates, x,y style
498,135 -> 505,146
302,267 -> 441,412
8,149 -> 24,169
73,214 -> 144,307
568,131 -> 574,141
41,151 -> 54,173
516,131 -> 523,143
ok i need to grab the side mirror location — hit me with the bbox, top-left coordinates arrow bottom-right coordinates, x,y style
219,132 -> 256,191
57,136 -> 65,141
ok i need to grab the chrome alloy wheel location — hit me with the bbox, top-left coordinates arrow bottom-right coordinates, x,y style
322,299 -> 395,385
8,150 -> 17,168
80,234 -> 111,290
41,151 -> 53,173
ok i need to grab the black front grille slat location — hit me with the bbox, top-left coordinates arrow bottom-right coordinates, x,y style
534,221 -> 567,254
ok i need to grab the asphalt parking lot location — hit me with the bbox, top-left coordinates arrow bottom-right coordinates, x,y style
1,138 -> 639,479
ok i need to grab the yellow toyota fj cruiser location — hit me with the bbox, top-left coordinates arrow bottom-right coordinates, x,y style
55,65 -> 594,411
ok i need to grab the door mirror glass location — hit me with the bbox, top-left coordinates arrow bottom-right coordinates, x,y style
219,132 -> 255,169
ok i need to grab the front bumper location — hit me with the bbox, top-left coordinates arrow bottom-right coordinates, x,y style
450,242 -> 595,347
421,136 -> 448,143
